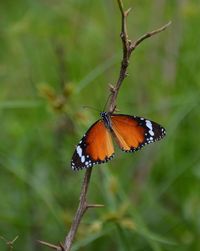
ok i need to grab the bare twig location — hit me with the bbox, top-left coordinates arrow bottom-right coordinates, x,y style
0,235 -> 19,250
63,168 -> 92,250
130,21 -> 172,52
37,240 -> 60,250
38,1 -> 171,251
108,0 -> 171,113
39,168 -> 95,251
87,204 -> 104,208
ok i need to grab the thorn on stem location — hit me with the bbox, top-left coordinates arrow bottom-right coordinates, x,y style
109,84 -> 116,93
128,40 -> 132,46
87,203 -> 104,209
120,32 -> 125,39
125,7 -> 132,17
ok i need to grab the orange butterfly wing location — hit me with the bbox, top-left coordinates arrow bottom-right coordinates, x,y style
71,113 -> 166,170
110,114 -> 166,152
71,120 -> 114,170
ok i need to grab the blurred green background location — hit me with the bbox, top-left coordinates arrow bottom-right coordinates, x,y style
0,0 -> 200,250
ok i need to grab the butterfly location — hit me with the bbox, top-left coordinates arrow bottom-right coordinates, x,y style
71,112 -> 166,171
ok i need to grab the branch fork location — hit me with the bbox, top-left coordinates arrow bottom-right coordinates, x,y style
0,235 -> 19,250
107,0 -> 171,113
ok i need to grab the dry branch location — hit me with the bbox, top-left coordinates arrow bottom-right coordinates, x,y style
108,0 -> 171,113
0,235 -> 19,250
63,168 -> 92,250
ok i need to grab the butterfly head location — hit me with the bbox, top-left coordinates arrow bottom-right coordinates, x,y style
100,111 -> 107,117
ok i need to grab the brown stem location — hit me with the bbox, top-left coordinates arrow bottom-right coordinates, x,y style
108,0 -> 171,113
38,168 -> 94,251
63,168 -> 92,250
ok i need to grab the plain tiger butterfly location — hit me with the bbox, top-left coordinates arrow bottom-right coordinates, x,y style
71,112 -> 166,170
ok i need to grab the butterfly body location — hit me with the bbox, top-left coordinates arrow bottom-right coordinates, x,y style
100,112 -> 112,130
71,112 -> 166,171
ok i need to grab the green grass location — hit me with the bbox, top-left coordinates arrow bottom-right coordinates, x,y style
0,0 -> 200,250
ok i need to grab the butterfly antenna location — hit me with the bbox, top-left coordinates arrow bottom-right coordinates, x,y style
103,93 -> 112,112
82,105 -> 100,112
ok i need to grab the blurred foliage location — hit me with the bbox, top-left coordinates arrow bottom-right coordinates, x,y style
0,0 -> 200,250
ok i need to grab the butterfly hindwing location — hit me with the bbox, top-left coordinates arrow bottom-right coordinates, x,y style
110,114 -> 166,152
71,120 -> 115,170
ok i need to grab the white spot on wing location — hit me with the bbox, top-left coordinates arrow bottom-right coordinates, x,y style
149,130 -> 154,136
145,120 -> 154,136
76,145 -> 82,157
81,155 -> 85,163
146,120 -> 153,130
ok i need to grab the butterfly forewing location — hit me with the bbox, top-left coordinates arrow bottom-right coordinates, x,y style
71,120 -> 114,170
110,114 -> 166,152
